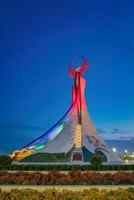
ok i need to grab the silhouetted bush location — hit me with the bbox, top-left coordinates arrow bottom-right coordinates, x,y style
90,155 -> 102,169
21,151 -> 72,162
0,155 -> 12,169
1,163 -> 134,171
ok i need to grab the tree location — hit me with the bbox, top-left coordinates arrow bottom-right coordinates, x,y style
0,155 -> 12,169
90,155 -> 102,169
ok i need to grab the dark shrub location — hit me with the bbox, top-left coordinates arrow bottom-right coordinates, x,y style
0,155 -> 12,169
90,155 -> 102,169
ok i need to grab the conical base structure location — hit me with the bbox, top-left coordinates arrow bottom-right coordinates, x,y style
10,57 -> 119,162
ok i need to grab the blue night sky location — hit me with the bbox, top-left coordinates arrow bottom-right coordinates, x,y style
0,0 -> 134,154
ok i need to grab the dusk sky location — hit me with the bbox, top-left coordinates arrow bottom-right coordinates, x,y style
0,0 -> 134,154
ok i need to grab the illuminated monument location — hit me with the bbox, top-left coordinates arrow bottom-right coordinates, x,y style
11,57 -> 113,162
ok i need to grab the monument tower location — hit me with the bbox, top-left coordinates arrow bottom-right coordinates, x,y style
11,57 -> 111,162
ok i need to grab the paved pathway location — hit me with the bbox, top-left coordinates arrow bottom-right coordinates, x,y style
0,185 -> 134,191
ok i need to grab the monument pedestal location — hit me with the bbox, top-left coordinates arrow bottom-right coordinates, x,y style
71,148 -> 83,162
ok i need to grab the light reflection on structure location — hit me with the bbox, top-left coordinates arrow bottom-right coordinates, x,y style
120,152 -> 134,164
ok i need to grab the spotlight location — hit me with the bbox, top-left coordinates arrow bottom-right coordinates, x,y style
124,149 -> 128,153
112,147 -> 116,152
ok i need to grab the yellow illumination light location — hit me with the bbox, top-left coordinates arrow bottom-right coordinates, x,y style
74,124 -> 82,148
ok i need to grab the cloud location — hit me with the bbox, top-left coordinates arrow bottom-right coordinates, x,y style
97,128 -> 133,140
0,123 -> 44,154
105,139 -> 134,152
118,136 -> 133,140
97,128 -> 107,134
110,128 -> 131,135
0,123 -> 43,131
